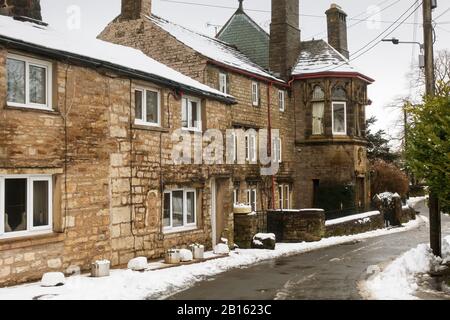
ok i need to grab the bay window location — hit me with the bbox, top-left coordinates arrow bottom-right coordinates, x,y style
311,86 -> 325,135
134,87 -> 160,126
163,189 -> 197,231
332,102 -> 347,135
6,54 -> 53,111
0,175 -> 53,238
182,97 -> 202,131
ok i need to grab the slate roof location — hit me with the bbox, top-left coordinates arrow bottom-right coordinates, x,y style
292,39 -> 357,76
216,8 -> 270,69
149,15 -> 282,82
0,15 -> 234,103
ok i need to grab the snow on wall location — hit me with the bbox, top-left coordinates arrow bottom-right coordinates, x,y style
325,211 -> 381,226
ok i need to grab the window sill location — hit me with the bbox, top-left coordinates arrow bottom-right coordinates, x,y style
0,231 -> 64,251
7,102 -> 54,112
163,226 -> 198,235
132,123 -> 169,133
182,127 -> 202,133
5,104 -> 58,115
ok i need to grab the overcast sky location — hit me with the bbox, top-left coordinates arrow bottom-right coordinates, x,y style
40,0 -> 450,142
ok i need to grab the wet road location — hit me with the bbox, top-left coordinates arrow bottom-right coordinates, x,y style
169,201 -> 450,300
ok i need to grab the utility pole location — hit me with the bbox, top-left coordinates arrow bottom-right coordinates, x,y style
423,0 -> 441,257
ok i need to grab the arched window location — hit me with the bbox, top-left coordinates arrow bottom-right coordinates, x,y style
312,85 -> 325,101
311,86 -> 325,135
331,86 -> 347,135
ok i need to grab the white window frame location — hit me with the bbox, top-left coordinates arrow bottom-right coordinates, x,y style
134,87 -> 161,127
0,175 -> 53,239
246,188 -> 257,212
163,188 -> 197,233
182,96 -> 202,132
219,72 -> 227,94
332,101 -> 347,136
233,188 -> 239,205
6,53 -> 53,111
273,136 -> 282,163
278,184 -> 290,210
278,90 -> 285,112
251,81 -> 259,106
245,133 -> 257,162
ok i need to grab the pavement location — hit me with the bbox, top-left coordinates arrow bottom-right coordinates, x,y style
168,200 -> 450,300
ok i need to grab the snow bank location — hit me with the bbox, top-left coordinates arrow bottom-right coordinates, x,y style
0,217 -> 424,300
127,257 -> 148,271
407,196 -> 427,208
254,233 -> 276,241
213,244 -> 230,255
325,211 -> 380,226
41,273 -> 65,287
365,235 -> 450,300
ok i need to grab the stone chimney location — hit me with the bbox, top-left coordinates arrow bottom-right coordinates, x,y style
0,0 -> 42,21
269,0 -> 301,79
121,0 -> 152,20
326,4 -> 349,59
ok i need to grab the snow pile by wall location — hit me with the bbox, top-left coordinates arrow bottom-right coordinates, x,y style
366,236 -> 450,300
325,211 -> 380,226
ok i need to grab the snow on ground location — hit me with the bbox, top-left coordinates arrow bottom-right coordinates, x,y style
407,196 -> 427,208
365,235 -> 450,300
325,211 -> 380,226
0,217 -> 425,300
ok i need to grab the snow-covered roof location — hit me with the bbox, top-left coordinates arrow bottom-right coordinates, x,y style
293,39 -> 361,76
149,15 -> 282,82
0,15 -> 233,102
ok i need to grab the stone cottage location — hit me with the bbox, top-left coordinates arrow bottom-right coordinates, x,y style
0,6 -> 240,285
0,0 -> 375,286
100,0 -> 374,215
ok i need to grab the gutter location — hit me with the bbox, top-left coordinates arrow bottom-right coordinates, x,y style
0,35 -> 236,105
207,60 -> 289,88
292,72 -> 375,84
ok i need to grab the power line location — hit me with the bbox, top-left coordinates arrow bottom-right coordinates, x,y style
159,0 -> 435,26
306,0 -> 403,40
303,1 -> 423,73
434,7 -> 450,21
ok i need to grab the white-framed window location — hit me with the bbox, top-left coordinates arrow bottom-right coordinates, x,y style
230,131 -> 238,163
245,133 -> 257,162
163,189 -> 197,232
273,136 -> 282,163
219,72 -> 228,94
0,175 -> 53,239
6,53 -> 53,111
278,90 -> 285,112
278,184 -> 290,210
246,188 -> 257,212
312,102 -> 325,135
182,97 -> 202,131
134,87 -> 161,126
251,81 -> 259,106
332,102 -> 347,135
233,188 -> 239,205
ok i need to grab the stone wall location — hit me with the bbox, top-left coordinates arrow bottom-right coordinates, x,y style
233,213 -> 259,249
267,209 -> 325,242
325,212 -> 384,237
0,47 -> 233,286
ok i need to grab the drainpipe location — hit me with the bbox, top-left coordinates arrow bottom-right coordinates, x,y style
267,82 -> 276,210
